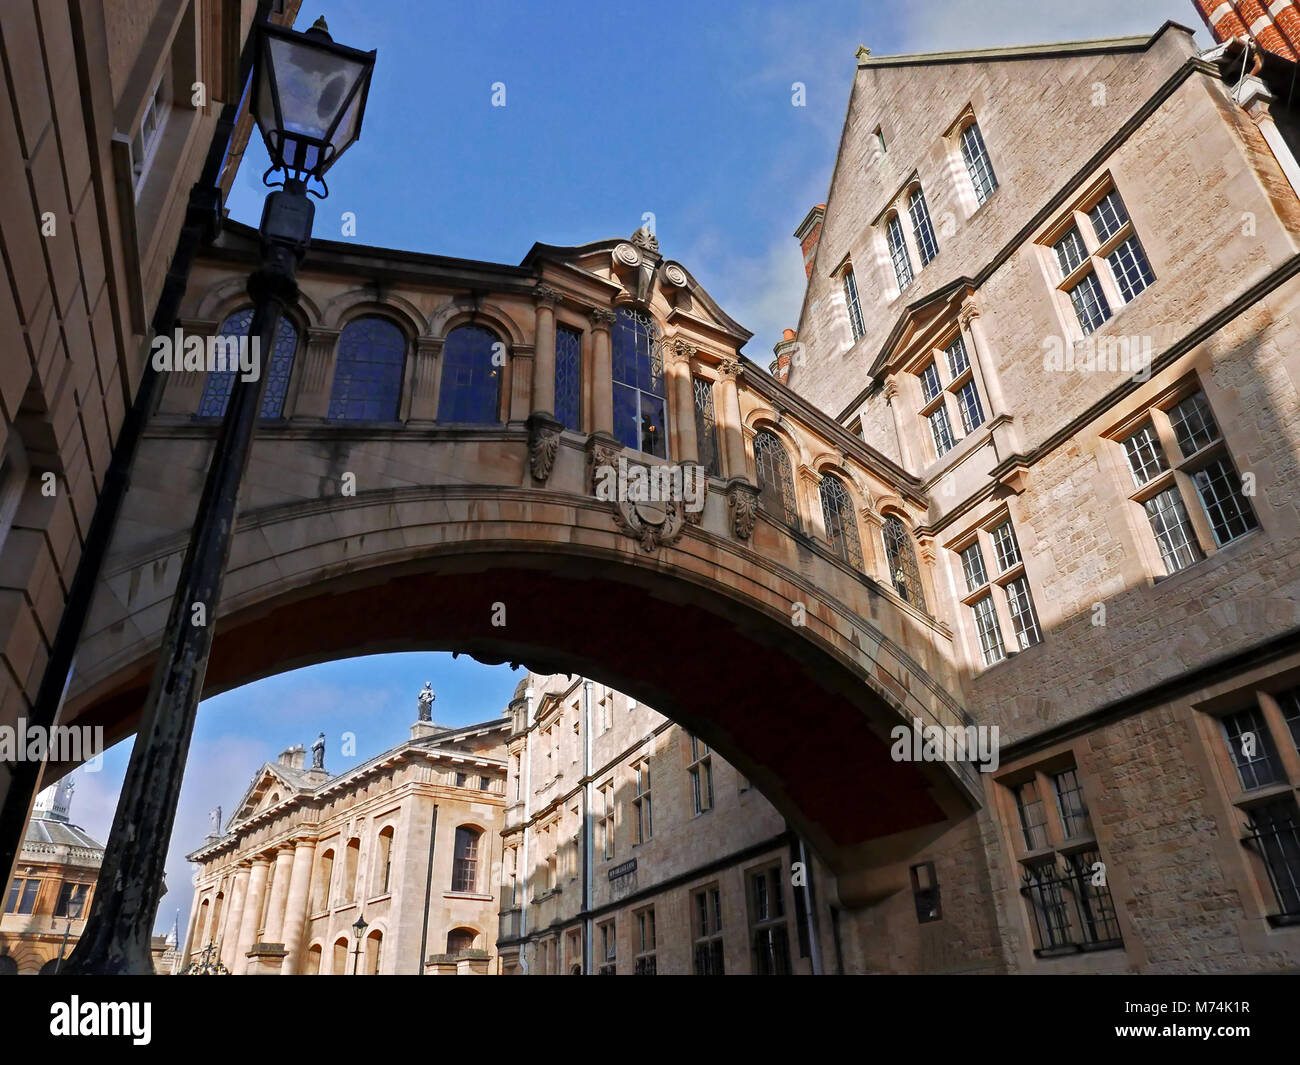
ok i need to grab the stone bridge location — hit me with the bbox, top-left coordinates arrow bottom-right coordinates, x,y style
61,225 -> 981,899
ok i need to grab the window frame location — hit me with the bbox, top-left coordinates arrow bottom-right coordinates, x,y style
950,513 -> 1042,670
912,332 -> 987,462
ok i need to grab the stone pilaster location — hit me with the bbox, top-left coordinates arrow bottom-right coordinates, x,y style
716,359 -> 747,480
233,856 -> 270,975
531,285 -> 561,417
279,838 -> 318,975
883,374 -> 917,474
289,328 -> 340,419
588,308 -> 618,437
156,317 -> 219,416
666,341 -> 698,464
408,336 -> 444,423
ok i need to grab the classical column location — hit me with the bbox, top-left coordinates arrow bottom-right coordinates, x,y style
667,341 -> 699,464
288,327 -> 341,419
531,286 -> 561,416
883,374 -> 917,474
408,336 -> 444,422
716,359 -> 747,479
219,864 -> 250,969
262,846 -> 296,944
958,301 -> 1007,418
156,318 -> 219,416
233,855 -> 271,975
279,838 -> 318,975
588,309 -> 618,437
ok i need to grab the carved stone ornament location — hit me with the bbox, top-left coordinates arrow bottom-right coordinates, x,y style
612,494 -> 688,553
586,436 -> 623,494
527,412 -> 564,482
726,479 -> 761,540
589,307 -> 619,330
631,225 -> 660,253
614,242 -> 641,268
534,284 -> 562,307
716,358 -> 742,380
663,262 -> 688,287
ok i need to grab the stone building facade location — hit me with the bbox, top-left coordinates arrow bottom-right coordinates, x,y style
0,777 -> 101,974
783,19 -> 1300,971
184,703 -> 508,975
497,672 -> 836,974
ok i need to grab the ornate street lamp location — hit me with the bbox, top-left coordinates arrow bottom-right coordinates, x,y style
351,914 -> 368,975
65,17 -> 376,975
183,942 -> 230,976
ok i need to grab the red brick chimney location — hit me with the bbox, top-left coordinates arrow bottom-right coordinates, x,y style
794,205 -> 826,279
1195,0 -> 1300,60
770,329 -> 798,382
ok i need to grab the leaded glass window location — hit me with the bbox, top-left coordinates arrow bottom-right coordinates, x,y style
1053,227 -> 1088,279
555,324 -> 582,431
883,515 -> 926,610
1167,391 -> 1219,457
753,430 -> 798,528
1221,708 -> 1282,791
961,121 -> 998,205
1143,487 -> 1202,575
1067,271 -> 1111,335
693,376 -> 721,477
971,594 -> 1005,666
612,309 -> 667,458
908,186 -> 939,266
197,308 -> 299,419
819,474 -> 863,571
1122,423 -> 1167,487
843,267 -> 865,340
327,316 -> 407,421
438,324 -> 503,424
1192,456 -> 1259,546
1108,236 -> 1155,303
886,214 -> 914,291
451,826 -> 481,893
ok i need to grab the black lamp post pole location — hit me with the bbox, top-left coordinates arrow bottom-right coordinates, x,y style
64,184 -> 312,974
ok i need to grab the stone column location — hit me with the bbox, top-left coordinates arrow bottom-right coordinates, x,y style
289,328 -> 341,419
800,466 -> 828,543
279,839 -> 318,974
531,286 -> 561,416
156,318 -> 218,416
883,375 -> 917,474
588,309 -> 618,437
262,846 -> 296,944
667,341 -> 699,464
716,359 -> 747,479
233,855 -> 271,975
408,337 -> 444,422
959,301 -> 1006,418
219,865 -> 250,969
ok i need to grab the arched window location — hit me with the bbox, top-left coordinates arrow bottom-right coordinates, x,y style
332,937 -> 349,975
447,927 -> 477,955
313,849 -> 335,912
886,212 -> 914,291
196,308 -> 298,419
374,826 -> 394,895
211,891 -> 224,939
364,929 -> 382,975
196,898 -> 211,944
820,474 -> 863,570
555,324 -> 582,430
344,837 -> 361,900
612,308 -> 667,458
327,316 -> 407,421
305,943 -> 322,975
753,430 -> 798,527
883,515 -> 927,611
451,826 -> 481,893
438,324 -> 502,424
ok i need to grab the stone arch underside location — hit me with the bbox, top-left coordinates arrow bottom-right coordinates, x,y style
60,437 -> 980,888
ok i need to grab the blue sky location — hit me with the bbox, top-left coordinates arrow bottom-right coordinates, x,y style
71,0 -> 1205,940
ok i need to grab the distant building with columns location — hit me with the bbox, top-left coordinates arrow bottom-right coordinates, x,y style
184,699 -> 509,975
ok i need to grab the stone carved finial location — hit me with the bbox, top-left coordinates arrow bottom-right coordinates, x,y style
589,308 -> 619,330
727,480 -> 761,540
631,225 -> 659,253
534,285 -> 562,308
527,413 -> 563,482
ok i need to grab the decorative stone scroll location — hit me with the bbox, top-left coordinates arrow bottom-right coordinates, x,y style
526,412 -> 564,482
726,478 -> 760,541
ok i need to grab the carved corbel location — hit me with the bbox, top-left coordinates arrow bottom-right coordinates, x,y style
726,478 -> 761,540
526,412 -> 564,482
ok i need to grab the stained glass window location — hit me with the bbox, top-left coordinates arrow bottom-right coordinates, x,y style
197,308 -> 299,419
753,430 -> 798,528
693,376 -> 721,477
438,324 -> 503,424
327,316 -> 407,421
819,474 -> 863,571
555,325 -> 582,431
612,308 -> 667,458
883,515 -> 926,611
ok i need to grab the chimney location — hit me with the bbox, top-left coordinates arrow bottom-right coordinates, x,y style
770,329 -> 799,382
1195,0 -> 1300,60
278,743 -> 305,770
794,204 -> 826,279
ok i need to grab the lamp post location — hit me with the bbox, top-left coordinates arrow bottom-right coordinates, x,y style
183,942 -> 230,976
64,17 -> 375,975
351,914 -> 368,975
